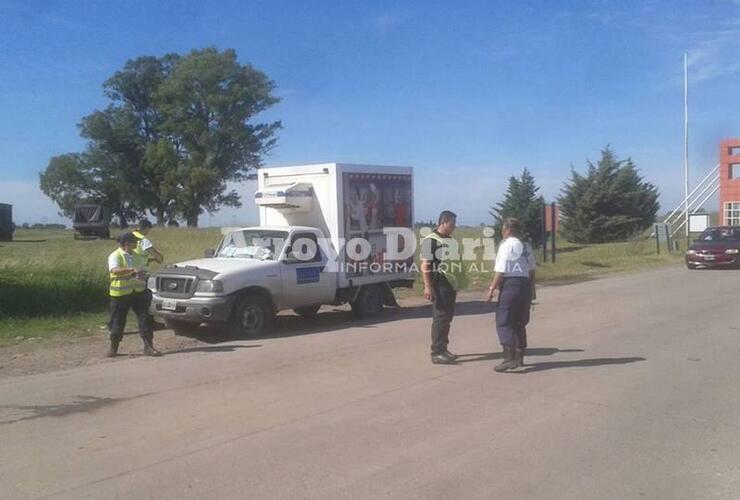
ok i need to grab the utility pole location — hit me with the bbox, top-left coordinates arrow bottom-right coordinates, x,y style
684,52 -> 690,248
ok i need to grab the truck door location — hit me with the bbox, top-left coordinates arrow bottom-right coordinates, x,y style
279,231 -> 335,308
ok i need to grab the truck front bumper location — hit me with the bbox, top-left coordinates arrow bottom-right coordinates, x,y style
150,294 -> 236,323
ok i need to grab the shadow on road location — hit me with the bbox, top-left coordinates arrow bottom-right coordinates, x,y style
172,300 -> 496,344
456,348 -> 585,364
171,344 -> 262,354
515,356 -> 646,373
0,393 -> 152,425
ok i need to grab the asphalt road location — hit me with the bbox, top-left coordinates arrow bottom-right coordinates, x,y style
1,266 -> 739,500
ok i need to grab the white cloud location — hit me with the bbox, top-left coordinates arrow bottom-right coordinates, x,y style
0,180 -> 68,225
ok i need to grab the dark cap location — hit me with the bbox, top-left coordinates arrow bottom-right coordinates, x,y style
117,232 -> 138,245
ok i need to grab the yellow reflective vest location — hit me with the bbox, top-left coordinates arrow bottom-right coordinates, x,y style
423,231 -> 469,291
109,248 -> 134,297
109,248 -> 146,297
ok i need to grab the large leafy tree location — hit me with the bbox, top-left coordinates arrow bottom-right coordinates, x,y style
157,48 -> 281,226
40,48 -> 280,227
490,168 -> 543,245
559,147 -> 660,243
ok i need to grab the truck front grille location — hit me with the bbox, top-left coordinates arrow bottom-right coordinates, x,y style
157,276 -> 194,297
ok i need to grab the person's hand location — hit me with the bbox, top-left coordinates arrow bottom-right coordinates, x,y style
484,286 -> 497,303
424,285 -> 435,302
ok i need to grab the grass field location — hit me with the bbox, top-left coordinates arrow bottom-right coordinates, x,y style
0,227 -> 685,346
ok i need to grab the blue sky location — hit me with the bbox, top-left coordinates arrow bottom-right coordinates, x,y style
1,0 -> 739,225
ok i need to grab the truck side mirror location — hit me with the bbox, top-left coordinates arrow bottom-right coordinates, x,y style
204,248 -> 215,258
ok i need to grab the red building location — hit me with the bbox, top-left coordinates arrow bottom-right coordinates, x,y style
719,139 -> 740,226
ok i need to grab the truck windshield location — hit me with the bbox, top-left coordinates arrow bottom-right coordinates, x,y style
216,230 -> 288,260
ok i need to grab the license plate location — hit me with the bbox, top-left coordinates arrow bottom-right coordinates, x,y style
162,299 -> 177,311
703,254 -> 715,261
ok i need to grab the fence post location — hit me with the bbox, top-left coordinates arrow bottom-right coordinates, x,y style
541,199 -> 548,263
550,202 -> 557,263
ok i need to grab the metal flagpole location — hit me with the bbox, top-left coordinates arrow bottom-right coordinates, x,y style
684,52 -> 690,247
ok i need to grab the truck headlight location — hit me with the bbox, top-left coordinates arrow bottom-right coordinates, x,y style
147,277 -> 157,291
195,279 -> 223,293
725,248 -> 739,254
686,249 -> 697,255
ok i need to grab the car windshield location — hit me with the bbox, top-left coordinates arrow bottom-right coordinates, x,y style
216,230 -> 288,260
698,228 -> 740,242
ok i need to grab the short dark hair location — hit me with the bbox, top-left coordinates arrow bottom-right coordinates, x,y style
139,219 -> 153,230
117,232 -> 137,245
438,210 -> 457,225
502,217 -> 521,236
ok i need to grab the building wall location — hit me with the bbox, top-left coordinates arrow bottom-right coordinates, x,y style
719,139 -> 740,225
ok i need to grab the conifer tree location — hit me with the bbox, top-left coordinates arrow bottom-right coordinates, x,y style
559,147 -> 659,243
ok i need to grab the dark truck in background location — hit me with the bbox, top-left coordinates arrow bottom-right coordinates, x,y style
0,203 -> 13,242
73,204 -> 111,240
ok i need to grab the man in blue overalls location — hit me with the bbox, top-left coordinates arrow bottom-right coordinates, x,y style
484,218 -> 536,372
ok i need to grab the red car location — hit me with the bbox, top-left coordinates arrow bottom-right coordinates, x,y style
685,226 -> 740,269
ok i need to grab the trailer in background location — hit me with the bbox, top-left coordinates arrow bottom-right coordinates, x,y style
73,203 -> 111,240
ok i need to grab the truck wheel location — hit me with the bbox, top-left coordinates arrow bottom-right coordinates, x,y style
351,285 -> 385,318
293,304 -> 321,318
165,318 -> 200,336
228,294 -> 273,338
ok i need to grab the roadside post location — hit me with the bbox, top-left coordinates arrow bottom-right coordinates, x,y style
654,223 -> 671,254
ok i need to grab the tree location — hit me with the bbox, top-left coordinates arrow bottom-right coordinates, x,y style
39,152 -> 140,226
39,48 -> 280,227
490,169 -> 543,245
559,147 -> 660,243
157,48 -> 281,226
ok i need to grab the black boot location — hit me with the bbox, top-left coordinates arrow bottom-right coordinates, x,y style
143,339 -> 163,357
494,346 -> 517,372
514,348 -> 525,368
106,340 -> 119,358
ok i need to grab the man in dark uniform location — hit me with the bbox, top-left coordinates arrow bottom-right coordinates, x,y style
484,218 -> 536,372
421,210 -> 461,364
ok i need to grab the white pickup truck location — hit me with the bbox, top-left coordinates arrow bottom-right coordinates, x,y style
149,163 -> 416,337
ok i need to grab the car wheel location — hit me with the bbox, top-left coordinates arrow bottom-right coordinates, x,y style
227,294 -> 273,338
351,285 -> 385,318
293,304 -> 321,318
165,318 -> 201,336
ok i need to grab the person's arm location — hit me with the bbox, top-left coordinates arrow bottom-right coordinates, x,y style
421,258 -> 435,301
484,272 -> 503,302
485,241 -> 507,302
140,238 -> 163,264
529,270 -> 536,301
147,247 -> 164,264
421,237 -> 438,301
109,252 -> 136,277
110,266 -> 136,277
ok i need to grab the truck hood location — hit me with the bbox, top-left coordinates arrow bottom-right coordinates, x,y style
170,258 -> 277,279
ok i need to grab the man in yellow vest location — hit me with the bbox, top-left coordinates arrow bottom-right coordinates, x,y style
421,210 -> 465,364
107,232 -> 162,357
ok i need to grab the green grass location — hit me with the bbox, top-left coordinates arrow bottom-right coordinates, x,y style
0,227 -> 686,346
0,228 -> 222,345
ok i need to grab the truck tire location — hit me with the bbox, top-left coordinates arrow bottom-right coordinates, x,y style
165,318 -> 200,336
351,285 -> 385,318
293,304 -> 321,318
227,293 -> 273,338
